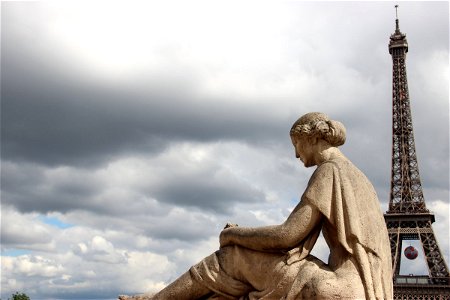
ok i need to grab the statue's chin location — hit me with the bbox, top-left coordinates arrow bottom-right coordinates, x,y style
303,161 -> 315,168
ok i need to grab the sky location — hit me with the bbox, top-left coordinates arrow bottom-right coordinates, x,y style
1,1 -> 449,299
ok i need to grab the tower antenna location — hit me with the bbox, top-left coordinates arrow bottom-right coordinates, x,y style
394,5 -> 400,32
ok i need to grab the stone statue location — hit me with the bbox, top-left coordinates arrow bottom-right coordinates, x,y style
119,112 -> 393,300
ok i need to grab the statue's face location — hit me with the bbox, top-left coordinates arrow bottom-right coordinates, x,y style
292,135 -> 316,168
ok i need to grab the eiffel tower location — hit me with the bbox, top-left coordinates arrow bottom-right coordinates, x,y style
384,6 -> 450,299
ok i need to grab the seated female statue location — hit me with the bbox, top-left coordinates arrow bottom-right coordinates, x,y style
120,112 -> 393,300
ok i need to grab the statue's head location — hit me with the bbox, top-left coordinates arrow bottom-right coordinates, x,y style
290,112 -> 346,147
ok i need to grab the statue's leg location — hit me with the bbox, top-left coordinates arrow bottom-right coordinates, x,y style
119,246 -> 253,300
118,271 -> 211,300
150,270 -> 211,300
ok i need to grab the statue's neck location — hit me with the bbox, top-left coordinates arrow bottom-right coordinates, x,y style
314,145 -> 344,166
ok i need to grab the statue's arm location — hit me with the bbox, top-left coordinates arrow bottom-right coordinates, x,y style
219,200 -> 321,251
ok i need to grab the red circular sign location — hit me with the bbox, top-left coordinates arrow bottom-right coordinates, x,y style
404,246 -> 418,260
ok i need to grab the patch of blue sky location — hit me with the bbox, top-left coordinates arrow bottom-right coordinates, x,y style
1,249 -> 30,257
290,197 -> 300,206
39,215 -> 74,229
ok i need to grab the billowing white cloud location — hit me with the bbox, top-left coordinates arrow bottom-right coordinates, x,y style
1,207 -> 56,251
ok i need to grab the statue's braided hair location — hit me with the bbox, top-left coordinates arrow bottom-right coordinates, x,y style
290,112 -> 346,147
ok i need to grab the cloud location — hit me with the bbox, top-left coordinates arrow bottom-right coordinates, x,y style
1,207 -> 55,251
1,246 -> 175,299
2,142 -> 270,216
5,2 -> 447,170
2,255 -> 64,278
427,200 -> 450,263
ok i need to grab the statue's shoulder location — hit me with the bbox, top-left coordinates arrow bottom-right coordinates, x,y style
305,160 -> 340,198
318,157 -> 354,173
308,157 -> 352,187
312,158 -> 342,176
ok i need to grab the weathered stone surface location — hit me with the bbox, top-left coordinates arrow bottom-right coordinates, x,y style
120,112 -> 393,299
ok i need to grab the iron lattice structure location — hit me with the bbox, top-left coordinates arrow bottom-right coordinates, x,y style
384,11 -> 450,299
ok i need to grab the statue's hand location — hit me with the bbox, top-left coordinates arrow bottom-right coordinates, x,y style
219,229 -> 230,248
220,224 -> 239,248
224,222 -> 238,229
